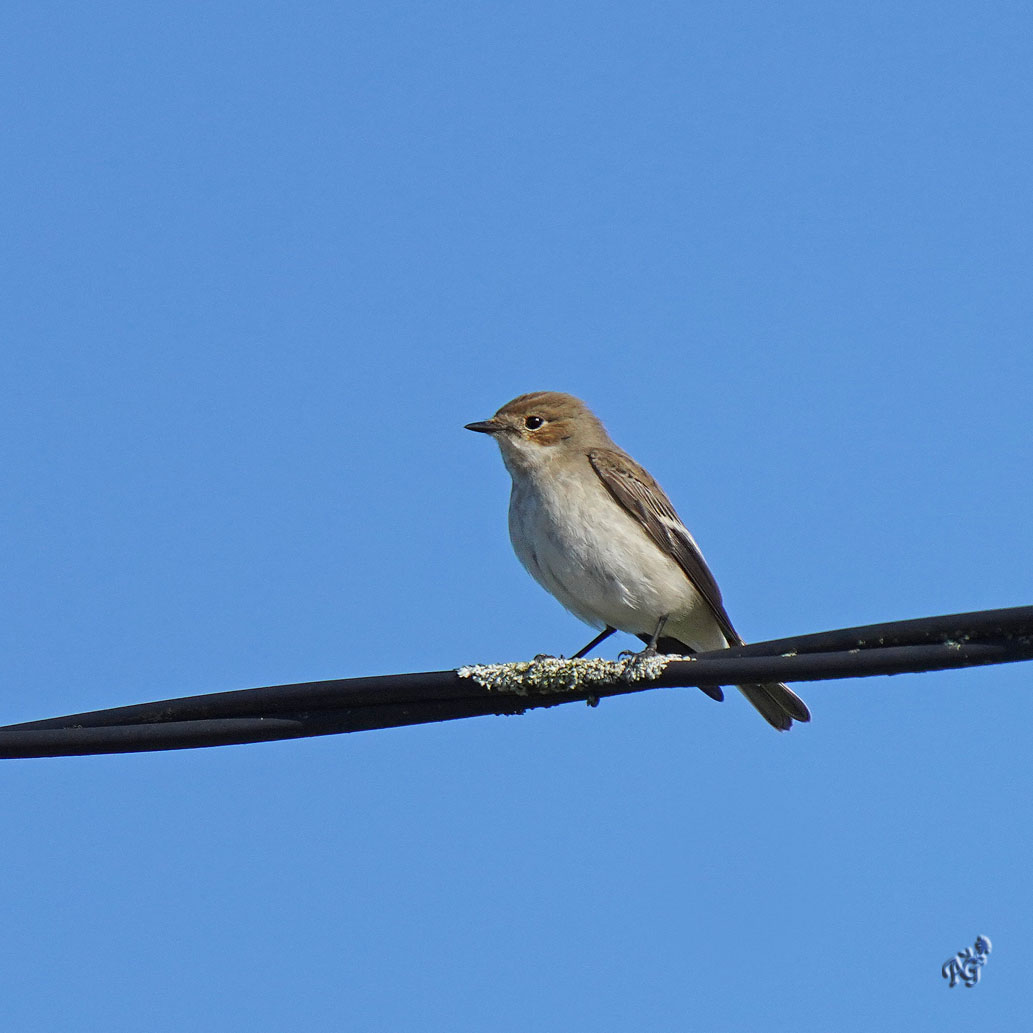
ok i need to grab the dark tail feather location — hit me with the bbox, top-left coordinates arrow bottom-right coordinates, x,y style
648,634 -> 810,729
738,682 -> 811,732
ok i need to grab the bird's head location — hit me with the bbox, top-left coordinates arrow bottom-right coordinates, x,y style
465,391 -> 610,475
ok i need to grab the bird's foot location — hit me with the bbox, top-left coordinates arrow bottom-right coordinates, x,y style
617,615 -> 671,681
618,643 -> 660,682
617,643 -> 658,662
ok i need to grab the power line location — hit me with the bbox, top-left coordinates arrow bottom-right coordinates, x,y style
2,605 -> 1030,759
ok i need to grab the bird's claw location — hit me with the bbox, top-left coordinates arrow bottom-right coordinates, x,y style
617,646 -> 658,662
618,644 -> 659,682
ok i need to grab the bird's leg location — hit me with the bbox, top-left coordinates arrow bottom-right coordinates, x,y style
644,614 -> 669,653
571,626 -> 617,659
618,615 -> 670,668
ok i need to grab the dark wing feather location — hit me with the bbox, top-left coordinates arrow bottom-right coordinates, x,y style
587,448 -> 743,646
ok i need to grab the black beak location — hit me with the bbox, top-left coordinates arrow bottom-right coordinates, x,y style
464,419 -> 501,435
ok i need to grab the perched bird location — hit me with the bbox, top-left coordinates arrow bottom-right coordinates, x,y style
465,391 -> 810,731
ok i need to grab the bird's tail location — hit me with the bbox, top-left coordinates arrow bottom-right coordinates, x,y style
737,682 -> 810,732
652,633 -> 811,731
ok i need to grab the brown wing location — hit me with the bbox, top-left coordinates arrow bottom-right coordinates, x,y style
587,448 -> 743,647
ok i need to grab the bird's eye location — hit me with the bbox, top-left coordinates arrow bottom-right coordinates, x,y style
524,415 -> 545,430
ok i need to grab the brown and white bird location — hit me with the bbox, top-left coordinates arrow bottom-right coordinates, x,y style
465,391 -> 810,731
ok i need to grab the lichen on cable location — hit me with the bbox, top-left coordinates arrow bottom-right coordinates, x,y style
456,654 -> 675,696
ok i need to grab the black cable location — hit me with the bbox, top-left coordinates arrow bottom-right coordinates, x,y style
2,605 -> 1030,759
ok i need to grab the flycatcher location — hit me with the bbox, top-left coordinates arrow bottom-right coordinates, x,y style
465,391 -> 810,731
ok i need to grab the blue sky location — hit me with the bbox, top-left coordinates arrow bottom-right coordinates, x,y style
2,2 -> 1031,1029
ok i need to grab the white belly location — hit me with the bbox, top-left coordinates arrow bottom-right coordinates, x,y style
507,464 -> 728,652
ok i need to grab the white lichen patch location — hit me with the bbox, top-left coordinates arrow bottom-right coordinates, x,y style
456,654 -> 681,696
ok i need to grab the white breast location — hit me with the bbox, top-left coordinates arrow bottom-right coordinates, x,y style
507,459 -> 728,651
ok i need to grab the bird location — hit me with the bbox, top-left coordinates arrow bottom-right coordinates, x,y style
465,391 -> 810,731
